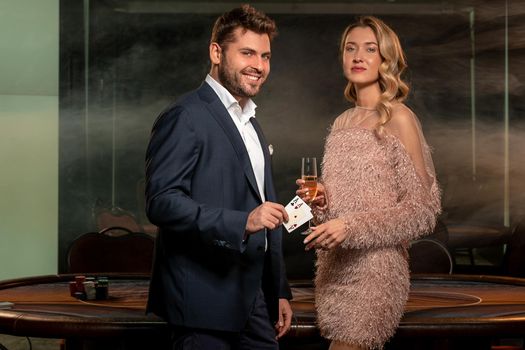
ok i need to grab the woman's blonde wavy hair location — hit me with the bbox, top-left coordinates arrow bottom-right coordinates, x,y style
340,16 -> 409,137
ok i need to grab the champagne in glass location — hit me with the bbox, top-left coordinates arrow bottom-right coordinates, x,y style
301,157 -> 318,235
301,157 -> 318,202
302,175 -> 318,201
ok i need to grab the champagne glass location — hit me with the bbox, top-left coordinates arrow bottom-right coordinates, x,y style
301,157 -> 318,235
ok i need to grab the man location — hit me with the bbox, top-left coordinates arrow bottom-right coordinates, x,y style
145,5 -> 293,349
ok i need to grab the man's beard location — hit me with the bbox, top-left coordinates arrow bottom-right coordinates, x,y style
218,56 -> 262,98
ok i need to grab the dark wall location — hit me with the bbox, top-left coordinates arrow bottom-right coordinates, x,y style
59,0 -> 525,277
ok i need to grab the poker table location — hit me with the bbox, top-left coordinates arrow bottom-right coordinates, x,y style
2,274 -> 525,349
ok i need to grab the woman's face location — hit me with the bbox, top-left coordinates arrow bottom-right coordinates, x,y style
342,26 -> 382,86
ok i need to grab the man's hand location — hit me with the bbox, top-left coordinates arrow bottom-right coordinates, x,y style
274,298 -> 292,339
246,202 -> 289,234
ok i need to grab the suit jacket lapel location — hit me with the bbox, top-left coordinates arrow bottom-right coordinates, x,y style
250,117 -> 276,202
198,84 -> 262,202
251,117 -> 280,250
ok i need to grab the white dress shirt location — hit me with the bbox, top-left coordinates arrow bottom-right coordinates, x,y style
205,75 -> 266,202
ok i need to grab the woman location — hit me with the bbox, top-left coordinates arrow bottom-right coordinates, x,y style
297,16 -> 441,350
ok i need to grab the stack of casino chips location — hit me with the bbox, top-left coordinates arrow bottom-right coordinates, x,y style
69,276 -> 109,300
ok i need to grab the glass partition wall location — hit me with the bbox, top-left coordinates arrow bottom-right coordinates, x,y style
59,0 -> 524,276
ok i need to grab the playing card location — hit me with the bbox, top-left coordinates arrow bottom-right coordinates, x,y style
284,196 -> 313,233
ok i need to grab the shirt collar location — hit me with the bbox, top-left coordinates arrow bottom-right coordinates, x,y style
205,74 -> 257,124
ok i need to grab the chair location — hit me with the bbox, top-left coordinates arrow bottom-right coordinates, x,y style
94,206 -> 143,236
502,218 -> 525,278
67,227 -> 155,274
446,222 -> 511,266
409,238 -> 453,274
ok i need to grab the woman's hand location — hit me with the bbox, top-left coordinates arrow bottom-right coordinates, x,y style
303,219 -> 347,251
295,179 -> 327,208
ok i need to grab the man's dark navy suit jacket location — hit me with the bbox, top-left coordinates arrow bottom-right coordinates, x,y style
145,82 -> 291,332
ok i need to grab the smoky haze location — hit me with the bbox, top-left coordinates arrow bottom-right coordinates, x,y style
58,1 -> 525,275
